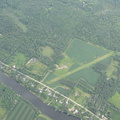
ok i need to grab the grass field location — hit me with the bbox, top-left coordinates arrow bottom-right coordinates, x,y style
56,87 -> 69,95
26,59 -> 48,76
41,46 -> 54,58
0,50 -> 9,61
70,88 -> 90,105
7,100 -> 35,120
107,107 -> 120,120
8,52 -> 27,68
66,40 -> 110,64
43,73 -> 57,84
4,10 -> 27,32
0,102 -> 6,120
67,68 -> 100,86
54,53 -> 74,76
47,51 -> 113,84
68,63 -> 80,71
106,60 -> 118,78
109,92 -> 120,109
43,54 -> 74,82
100,56 -> 112,65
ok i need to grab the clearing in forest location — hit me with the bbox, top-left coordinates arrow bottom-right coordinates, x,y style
26,59 -> 48,76
8,52 -> 27,68
47,51 -> 113,84
66,40 -> 110,64
41,46 -> 54,58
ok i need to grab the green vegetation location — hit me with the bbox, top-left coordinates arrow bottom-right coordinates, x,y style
109,92 -> 120,109
70,88 -> 90,105
41,46 -> 54,58
47,52 -> 113,84
7,100 -> 35,120
0,104 -> 6,120
66,40 -> 109,64
106,60 -> 118,78
26,59 -> 48,76
107,107 -> 120,120
36,114 -> 52,120
0,0 -> 120,119
3,10 -> 27,33
8,52 -> 27,68
54,53 -> 74,76
67,68 -> 100,86
0,82 -> 52,120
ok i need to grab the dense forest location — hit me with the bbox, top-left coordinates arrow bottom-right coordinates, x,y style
0,0 -> 120,65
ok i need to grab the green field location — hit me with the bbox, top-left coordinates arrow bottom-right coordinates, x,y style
70,88 -> 90,105
45,52 -> 113,85
0,0 -> 120,119
99,56 -> 112,65
0,50 -> 9,61
0,103 -> 6,120
26,59 -> 48,76
67,68 -> 100,86
41,46 -> 54,58
3,10 -> 27,33
66,40 -> 109,64
109,92 -> 120,109
7,100 -> 35,120
56,87 -> 69,95
107,107 -> 120,120
44,73 -> 57,83
54,53 -> 74,76
8,52 -> 27,68
43,54 -> 74,82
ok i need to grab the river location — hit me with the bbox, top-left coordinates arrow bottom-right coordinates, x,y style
0,71 -> 80,120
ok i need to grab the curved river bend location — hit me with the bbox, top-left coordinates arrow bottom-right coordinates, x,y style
0,71 -> 80,120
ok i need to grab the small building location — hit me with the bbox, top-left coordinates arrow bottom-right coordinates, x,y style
68,106 -> 75,112
73,109 -> 78,114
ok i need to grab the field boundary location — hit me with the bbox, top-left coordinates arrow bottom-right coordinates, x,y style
0,60 -> 102,120
48,51 -> 114,84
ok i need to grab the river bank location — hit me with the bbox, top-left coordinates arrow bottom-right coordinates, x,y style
0,71 -> 80,120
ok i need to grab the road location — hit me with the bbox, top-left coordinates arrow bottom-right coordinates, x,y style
0,60 -> 104,120
49,51 -> 114,84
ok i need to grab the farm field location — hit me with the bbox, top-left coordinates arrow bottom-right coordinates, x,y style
7,52 -> 27,68
66,68 -> 100,86
7,100 -> 35,120
43,53 -> 74,83
41,46 -> 54,58
0,102 -> 6,120
54,53 -> 74,76
69,88 -> 90,105
0,50 -> 9,61
109,92 -> 120,109
45,51 -> 113,84
26,59 -> 48,76
107,107 -> 120,120
44,73 -> 57,83
0,0 -> 120,119
106,60 -> 118,78
55,86 -> 70,96
66,40 -> 110,64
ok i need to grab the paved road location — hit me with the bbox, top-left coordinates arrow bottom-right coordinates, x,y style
0,71 -> 80,120
0,61 -> 102,120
